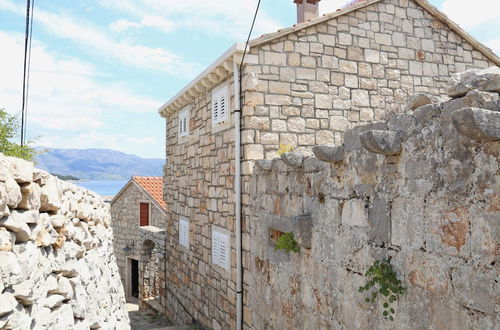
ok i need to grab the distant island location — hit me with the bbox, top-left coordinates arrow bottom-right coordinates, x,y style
35,147 -> 164,180
51,173 -> 80,181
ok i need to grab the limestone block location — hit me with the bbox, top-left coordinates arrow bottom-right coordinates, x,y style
329,116 -> 351,131
1,304 -> 31,329
12,242 -> 39,281
0,227 -> 15,252
352,90 -> 370,107
413,103 -> 442,124
391,196 -> 424,248
7,157 -> 34,183
245,145 -> 264,160
405,93 -> 438,110
280,152 -> 304,168
359,130 -> 402,155
18,182 -> 41,210
341,199 -> 368,227
287,117 -> 306,133
452,107 -> 500,141
0,213 -> 31,242
0,153 -> 8,182
32,168 -> 50,184
43,294 -> 65,309
0,183 -> 8,218
0,251 -> 22,286
5,177 -> 22,208
451,266 -> 496,314
447,66 -> 500,98
0,293 -> 17,317
40,176 -> 62,212
50,215 -> 66,228
312,146 -> 345,163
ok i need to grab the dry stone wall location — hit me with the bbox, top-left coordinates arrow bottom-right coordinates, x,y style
248,68 -> 500,329
0,155 -> 129,330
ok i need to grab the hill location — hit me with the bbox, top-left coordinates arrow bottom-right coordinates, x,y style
35,148 -> 164,180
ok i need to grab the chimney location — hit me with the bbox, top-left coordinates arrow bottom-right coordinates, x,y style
294,0 -> 321,23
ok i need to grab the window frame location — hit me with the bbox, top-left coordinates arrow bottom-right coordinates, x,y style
179,217 -> 190,249
211,85 -> 229,126
138,201 -> 151,227
212,226 -> 231,271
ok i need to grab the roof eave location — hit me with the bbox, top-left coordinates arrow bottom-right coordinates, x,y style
158,42 -> 247,117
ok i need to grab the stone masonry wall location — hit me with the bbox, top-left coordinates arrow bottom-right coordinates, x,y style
111,182 -> 167,312
163,74 -> 240,329
247,70 -> 500,329
241,0 -> 497,162
0,155 -> 129,329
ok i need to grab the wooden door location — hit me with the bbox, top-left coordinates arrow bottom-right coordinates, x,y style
139,202 -> 149,226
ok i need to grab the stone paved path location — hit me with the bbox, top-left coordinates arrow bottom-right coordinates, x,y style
127,300 -> 195,330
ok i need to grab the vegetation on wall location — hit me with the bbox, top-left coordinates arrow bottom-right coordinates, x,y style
358,258 -> 406,321
0,109 -> 38,161
274,232 -> 300,253
277,143 -> 294,155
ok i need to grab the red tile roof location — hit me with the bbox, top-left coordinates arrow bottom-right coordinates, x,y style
132,176 -> 166,210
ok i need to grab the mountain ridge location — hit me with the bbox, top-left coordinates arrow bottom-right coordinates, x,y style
35,147 -> 164,180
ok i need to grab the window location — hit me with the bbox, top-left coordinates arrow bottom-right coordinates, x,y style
179,218 -> 189,248
139,202 -> 149,226
212,86 -> 228,125
212,228 -> 230,270
178,107 -> 190,137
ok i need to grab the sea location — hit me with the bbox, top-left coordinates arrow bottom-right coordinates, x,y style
74,180 -> 128,197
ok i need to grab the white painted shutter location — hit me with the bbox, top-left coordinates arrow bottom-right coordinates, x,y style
179,218 -> 189,248
219,233 -> 229,269
212,87 -> 228,125
218,92 -> 227,122
212,231 -> 220,265
212,97 -> 219,124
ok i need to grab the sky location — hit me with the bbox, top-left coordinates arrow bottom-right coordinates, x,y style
0,0 -> 499,159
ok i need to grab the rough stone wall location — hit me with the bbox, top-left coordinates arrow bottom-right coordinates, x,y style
241,0 -> 496,162
111,181 -> 167,312
0,155 -> 129,329
247,72 -> 500,329
163,74 -> 239,329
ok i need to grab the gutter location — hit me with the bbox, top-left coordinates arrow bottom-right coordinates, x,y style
233,56 -> 243,330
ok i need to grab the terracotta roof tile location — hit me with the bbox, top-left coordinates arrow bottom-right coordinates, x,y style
132,176 -> 166,210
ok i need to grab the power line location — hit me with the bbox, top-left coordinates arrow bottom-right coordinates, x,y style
239,0 -> 262,97
21,0 -> 35,146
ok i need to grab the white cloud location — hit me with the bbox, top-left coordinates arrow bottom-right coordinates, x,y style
0,31 -> 161,134
320,0 -> 351,15
441,0 -> 500,28
486,38 -> 500,54
96,0 -> 282,40
109,19 -> 142,33
0,0 -> 200,78
126,137 -> 158,144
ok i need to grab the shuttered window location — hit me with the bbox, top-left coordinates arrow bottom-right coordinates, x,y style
139,203 -> 149,226
178,107 -> 190,137
212,228 -> 230,270
179,218 -> 189,248
212,87 -> 228,125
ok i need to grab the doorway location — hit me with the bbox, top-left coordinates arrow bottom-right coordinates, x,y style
129,258 -> 139,298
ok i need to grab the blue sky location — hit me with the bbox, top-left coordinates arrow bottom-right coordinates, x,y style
0,0 -> 498,158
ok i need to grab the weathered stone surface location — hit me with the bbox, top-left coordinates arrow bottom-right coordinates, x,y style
0,251 -> 22,286
40,176 -> 62,212
312,145 -> 345,163
6,157 -> 34,184
5,177 -> 22,208
447,66 -> 500,97
0,228 -> 15,251
254,159 -> 273,172
18,182 -> 41,210
280,152 -> 304,168
0,213 -> 31,242
452,107 -> 500,141
0,293 -> 17,316
0,182 -> 9,217
405,93 -> 438,110
341,199 -> 368,227
359,130 -> 402,155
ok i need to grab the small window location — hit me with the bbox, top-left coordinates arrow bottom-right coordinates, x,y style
179,218 -> 189,248
178,107 -> 190,137
139,202 -> 149,226
212,86 -> 228,125
212,228 -> 230,270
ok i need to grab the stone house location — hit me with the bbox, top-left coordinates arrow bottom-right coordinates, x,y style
158,0 -> 499,329
110,176 -> 167,313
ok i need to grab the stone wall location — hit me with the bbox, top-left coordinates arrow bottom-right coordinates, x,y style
0,155 -> 129,329
247,70 -> 500,329
241,0 -> 497,161
163,74 -> 240,329
111,181 -> 167,313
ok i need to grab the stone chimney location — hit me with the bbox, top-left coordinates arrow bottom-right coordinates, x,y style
294,0 -> 321,23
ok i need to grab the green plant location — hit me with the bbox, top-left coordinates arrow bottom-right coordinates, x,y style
358,258 -> 406,321
0,108 -> 38,161
274,232 -> 300,253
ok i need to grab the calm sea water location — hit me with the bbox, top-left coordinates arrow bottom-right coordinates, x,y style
74,180 -> 128,197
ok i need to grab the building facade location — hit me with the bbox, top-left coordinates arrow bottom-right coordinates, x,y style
110,176 -> 167,313
158,0 -> 499,328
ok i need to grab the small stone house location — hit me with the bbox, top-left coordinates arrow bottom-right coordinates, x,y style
157,0 -> 499,328
110,176 -> 167,313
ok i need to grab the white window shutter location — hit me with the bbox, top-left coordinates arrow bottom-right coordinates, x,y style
212,232 -> 219,265
219,234 -> 228,269
179,218 -> 189,248
212,87 -> 228,125
219,92 -> 227,122
212,97 -> 219,124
